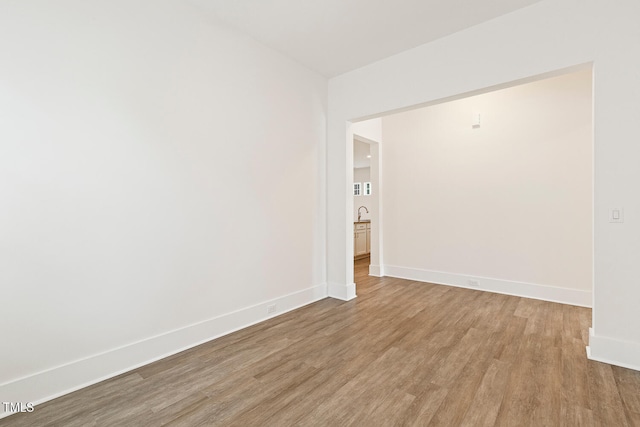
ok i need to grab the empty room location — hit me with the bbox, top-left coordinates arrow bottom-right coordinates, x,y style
2,0 -> 640,425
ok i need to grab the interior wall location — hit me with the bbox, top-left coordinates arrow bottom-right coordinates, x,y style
328,0 -> 640,370
381,70 -> 592,297
0,0 -> 327,408
352,119 -> 382,143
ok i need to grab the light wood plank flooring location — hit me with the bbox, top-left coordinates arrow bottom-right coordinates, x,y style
3,257 -> 640,426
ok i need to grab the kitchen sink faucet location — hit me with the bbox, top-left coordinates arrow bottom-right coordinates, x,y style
358,206 -> 369,222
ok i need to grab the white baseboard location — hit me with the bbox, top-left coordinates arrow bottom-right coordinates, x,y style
369,264 -> 384,277
0,283 -> 328,420
587,328 -> 640,372
328,281 -> 357,301
383,265 -> 591,308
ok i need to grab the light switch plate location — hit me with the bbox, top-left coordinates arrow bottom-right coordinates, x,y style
472,112 -> 481,128
609,208 -> 624,223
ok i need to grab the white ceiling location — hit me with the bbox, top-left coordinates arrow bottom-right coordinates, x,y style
354,140 -> 370,169
188,0 -> 543,77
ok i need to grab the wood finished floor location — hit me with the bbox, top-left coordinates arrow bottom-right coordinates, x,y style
4,257 -> 640,426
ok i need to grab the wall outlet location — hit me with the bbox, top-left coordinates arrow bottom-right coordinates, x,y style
267,304 -> 277,314
468,280 -> 480,287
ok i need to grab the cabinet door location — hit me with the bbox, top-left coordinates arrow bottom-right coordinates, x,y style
354,229 -> 367,256
366,228 -> 371,254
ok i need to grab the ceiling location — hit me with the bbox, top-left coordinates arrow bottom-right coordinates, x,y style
354,140 -> 370,169
188,0 -> 543,77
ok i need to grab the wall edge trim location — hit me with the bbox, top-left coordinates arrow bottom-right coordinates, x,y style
0,283 -> 328,420
383,264 -> 591,307
328,281 -> 357,301
587,330 -> 640,372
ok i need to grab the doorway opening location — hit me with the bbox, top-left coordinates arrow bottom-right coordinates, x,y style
351,129 -> 382,293
353,137 -> 372,290
348,66 -> 594,307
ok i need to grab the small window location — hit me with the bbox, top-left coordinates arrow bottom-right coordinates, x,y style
353,182 -> 361,196
364,182 -> 371,196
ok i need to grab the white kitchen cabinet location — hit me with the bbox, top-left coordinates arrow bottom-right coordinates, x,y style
354,222 -> 370,258
366,223 -> 371,254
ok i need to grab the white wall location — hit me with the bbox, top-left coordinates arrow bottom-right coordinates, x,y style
0,0 -> 327,412
328,0 -> 640,370
352,118 -> 382,143
381,70 -> 592,302
353,167 -> 372,222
